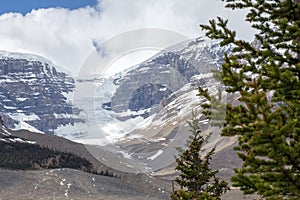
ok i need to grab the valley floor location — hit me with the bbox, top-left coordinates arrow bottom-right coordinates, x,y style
0,168 -> 257,200
0,168 -> 167,200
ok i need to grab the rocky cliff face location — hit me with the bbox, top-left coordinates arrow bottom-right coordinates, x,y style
0,51 -> 81,134
104,38 -> 232,118
128,83 -> 173,112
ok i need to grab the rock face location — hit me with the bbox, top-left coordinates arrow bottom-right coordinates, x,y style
110,52 -> 194,113
0,52 -> 80,134
105,38 -> 232,117
128,83 -> 173,112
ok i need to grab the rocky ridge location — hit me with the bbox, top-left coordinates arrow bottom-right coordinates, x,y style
0,51 -> 82,134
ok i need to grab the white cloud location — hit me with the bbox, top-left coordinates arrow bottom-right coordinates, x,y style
0,0 -> 255,75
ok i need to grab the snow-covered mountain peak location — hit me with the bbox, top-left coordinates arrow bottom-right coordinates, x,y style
0,50 -> 70,75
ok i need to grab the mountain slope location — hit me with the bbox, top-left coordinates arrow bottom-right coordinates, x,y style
73,37 -> 237,177
0,51 -> 81,134
105,38 -> 232,116
0,117 -> 171,199
0,168 -> 164,200
0,116 -> 94,171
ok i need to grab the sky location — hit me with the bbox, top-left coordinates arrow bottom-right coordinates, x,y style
0,0 -> 255,76
0,0 -> 98,14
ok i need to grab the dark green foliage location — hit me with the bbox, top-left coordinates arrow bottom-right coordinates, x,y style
200,0 -> 300,199
171,113 -> 229,200
0,138 -> 92,171
197,87 -> 226,129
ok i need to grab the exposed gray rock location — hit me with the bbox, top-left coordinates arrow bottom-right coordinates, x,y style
105,38 -> 232,117
128,83 -> 173,112
0,53 -> 81,134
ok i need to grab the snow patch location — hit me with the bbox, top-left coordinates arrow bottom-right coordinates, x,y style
159,87 -> 167,92
16,97 -> 27,102
147,150 -> 164,161
120,151 -> 132,159
14,120 -> 43,133
1,128 -> 11,136
10,113 -> 40,121
60,179 -> 66,186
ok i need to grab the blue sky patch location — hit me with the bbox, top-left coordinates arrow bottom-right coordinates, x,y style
0,0 -> 98,15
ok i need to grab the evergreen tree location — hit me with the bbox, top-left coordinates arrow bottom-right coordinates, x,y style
171,113 -> 229,200
200,0 -> 300,199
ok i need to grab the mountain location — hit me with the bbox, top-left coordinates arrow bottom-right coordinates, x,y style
0,51 -> 82,134
0,37 -> 260,199
0,38 -> 238,175
0,37 -> 231,138
106,38 -> 232,116
74,37 -> 238,177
